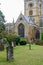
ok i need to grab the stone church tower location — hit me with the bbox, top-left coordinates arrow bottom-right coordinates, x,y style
24,0 -> 42,25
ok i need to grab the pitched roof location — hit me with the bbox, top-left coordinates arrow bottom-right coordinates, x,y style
24,16 -> 36,25
16,13 -> 36,25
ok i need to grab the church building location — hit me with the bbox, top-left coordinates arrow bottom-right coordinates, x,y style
15,13 -> 36,40
14,0 -> 42,40
6,0 -> 43,41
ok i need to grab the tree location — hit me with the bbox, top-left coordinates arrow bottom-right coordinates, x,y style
0,10 -> 6,33
0,11 -> 5,22
0,11 -> 6,50
5,33 -> 20,61
0,22 -> 5,33
5,33 -> 15,61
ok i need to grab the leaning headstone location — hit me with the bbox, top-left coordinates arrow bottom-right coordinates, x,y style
6,43 -> 14,61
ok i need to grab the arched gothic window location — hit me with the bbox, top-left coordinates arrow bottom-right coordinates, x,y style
18,23 -> 25,37
36,30 -> 40,39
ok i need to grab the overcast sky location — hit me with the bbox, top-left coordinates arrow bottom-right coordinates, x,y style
0,0 -> 24,23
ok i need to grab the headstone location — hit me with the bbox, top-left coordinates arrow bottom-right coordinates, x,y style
6,43 -> 14,61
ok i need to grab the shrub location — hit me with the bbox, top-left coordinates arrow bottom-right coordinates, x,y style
1,30 -> 8,38
5,33 -> 20,46
39,40 -> 43,45
35,39 -> 40,45
3,38 -> 8,44
6,34 -> 13,44
41,33 -> 43,40
19,38 -> 27,45
14,35 -> 20,45
6,34 -> 15,43
35,39 -> 43,45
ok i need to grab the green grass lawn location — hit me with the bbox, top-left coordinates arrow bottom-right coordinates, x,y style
0,44 -> 43,65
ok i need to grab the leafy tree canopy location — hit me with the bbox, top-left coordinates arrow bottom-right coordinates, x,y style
0,10 -> 5,22
0,10 -> 6,33
0,22 -> 5,33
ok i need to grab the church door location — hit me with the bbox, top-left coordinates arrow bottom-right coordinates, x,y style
18,23 -> 25,37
